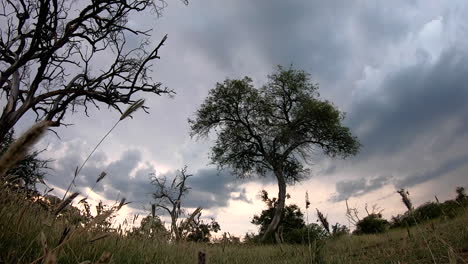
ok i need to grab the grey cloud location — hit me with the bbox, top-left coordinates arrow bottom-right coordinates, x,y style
330,175 -> 393,202
181,1 -> 356,82
231,188 -> 252,203
328,47 -> 468,201
349,48 -> 468,159
46,144 -> 254,211
330,153 -> 468,202
396,153 -> 468,189
182,168 -> 253,208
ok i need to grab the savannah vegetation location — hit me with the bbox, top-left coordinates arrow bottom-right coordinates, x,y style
1,0 -> 468,263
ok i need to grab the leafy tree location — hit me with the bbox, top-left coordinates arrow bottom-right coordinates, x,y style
186,217 -> 221,242
0,129 -> 50,189
0,0 -> 186,143
129,215 -> 169,240
190,66 -> 360,242
354,213 -> 389,234
391,187 -> 468,229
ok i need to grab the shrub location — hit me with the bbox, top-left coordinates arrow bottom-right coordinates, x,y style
283,224 -> 328,244
354,213 -> 389,234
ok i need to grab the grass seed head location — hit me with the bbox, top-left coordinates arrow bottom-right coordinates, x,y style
54,192 -> 80,216
397,188 -> 413,212
0,120 -> 52,178
120,99 -> 145,121
96,171 -> 107,183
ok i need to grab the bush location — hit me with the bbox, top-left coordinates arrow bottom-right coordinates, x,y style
331,223 -> 350,237
391,195 -> 468,229
282,223 -> 328,244
354,213 -> 389,234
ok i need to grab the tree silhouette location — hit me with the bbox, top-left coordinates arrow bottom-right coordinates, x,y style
190,66 -> 360,243
0,0 -> 185,142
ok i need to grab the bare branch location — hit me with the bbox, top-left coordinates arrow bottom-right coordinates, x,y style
0,0 -> 175,142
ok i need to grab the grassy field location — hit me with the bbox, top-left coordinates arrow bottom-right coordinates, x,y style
1,187 -> 468,264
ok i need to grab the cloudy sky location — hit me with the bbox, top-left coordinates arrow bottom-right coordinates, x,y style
9,0 -> 468,236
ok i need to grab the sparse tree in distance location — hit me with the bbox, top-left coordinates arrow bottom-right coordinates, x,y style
186,216 -> 220,242
151,166 -> 191,241
129,215 -> 169,240
190,66 -> 360,243
150,166 -> 210,241
0,0 -> 187,143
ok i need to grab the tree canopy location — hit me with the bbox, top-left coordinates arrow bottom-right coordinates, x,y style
190,66 -> 360,243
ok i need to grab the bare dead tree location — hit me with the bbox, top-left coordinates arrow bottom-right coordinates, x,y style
364,203 -> 384,216
0,0 -> 186,142
150,165 -> 199,241
345,199 -> 360,227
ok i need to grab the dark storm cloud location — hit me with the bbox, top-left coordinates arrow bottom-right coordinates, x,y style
330,47 -> 468,202
47,144 -> 253,210
349,48 -> 468,158
183,168 -> 253,208
181,1 -> 357,81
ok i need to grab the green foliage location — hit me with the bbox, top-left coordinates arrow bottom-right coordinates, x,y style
250,190 -> 329,244
391,202 -> 443,228
0,130 -> 50,189
283,223 -> 328,244
251,191 -> 305,236
2,184 -> 468,263
129,215 -> 169,240
354,213 -> 389,234
391,187 -> 468,229
186,218 -> 221,242
190,66 -> 360,241
189,66 -> 360,181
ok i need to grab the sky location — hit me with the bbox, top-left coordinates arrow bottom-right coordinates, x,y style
6,0 -> 468,237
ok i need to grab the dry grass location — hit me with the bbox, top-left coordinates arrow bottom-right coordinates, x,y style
2,120 -> 467,263
1,185 -> 468,264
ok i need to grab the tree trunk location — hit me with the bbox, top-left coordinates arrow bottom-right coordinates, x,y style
0,103 -> 31,144
0,115 -> 15,144
0,70 -> 21,144
170,213 -> 179,241
261,168 -> 287,243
